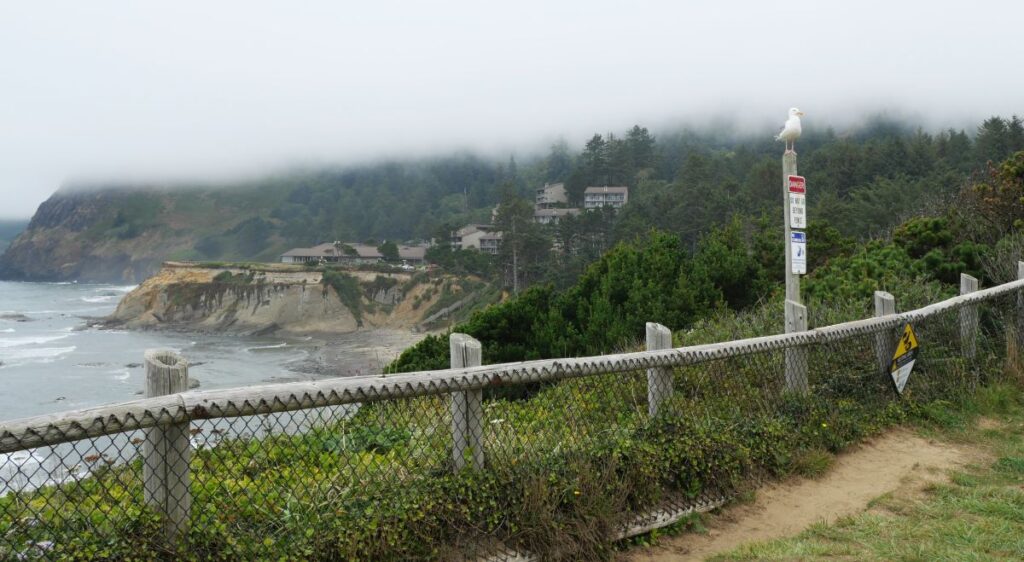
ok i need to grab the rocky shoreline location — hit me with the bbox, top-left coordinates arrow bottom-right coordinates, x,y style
284,329 -> 427,377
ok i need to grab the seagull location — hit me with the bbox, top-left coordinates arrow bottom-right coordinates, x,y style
776,107 -> 805,152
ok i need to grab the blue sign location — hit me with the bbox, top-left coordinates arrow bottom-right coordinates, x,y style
791,231 -> 806,274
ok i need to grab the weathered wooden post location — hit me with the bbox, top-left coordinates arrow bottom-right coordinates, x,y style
142,349 -> 191,543
645,322 -> 673,417
784,300 -> 808,392
960,274 -> 979,361
874,291 -> 896,375
783,151 -> 801,305
1016,262 -> 1024,366
780,119 -> 809,393
449,333 -> 484,471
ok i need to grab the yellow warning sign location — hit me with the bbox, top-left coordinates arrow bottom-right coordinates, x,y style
894,324 -> 918,358
890,324 -> 919,395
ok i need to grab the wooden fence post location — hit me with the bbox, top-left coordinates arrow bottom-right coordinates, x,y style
960,274 -> 979,361
142,349 -> 191,544
646,323 -> 673,417
784,300 -> 808,392
449,333 -> 484,471
1015,262 -> 1024,368
874,291 -> 896,375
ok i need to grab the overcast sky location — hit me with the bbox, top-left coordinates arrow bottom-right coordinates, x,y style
2,1 -> 1022,218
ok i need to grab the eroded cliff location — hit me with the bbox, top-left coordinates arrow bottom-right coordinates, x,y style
104,263 -> 493,335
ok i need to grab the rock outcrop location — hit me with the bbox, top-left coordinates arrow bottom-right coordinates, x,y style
103,263 -> 468,335
0,189 -> 181,282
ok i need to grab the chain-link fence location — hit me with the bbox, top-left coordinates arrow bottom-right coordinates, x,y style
1,275 -> 1022,560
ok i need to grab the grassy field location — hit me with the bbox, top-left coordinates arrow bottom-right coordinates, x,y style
705,383 -> 1024,561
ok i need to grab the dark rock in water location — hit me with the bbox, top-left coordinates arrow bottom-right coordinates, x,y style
188,378 -> 201,390
190,361 -> 206,367
251,323 -> 280,337
0,313 -> 31,322
54,396 -> 66,402
125,363 -> 142,369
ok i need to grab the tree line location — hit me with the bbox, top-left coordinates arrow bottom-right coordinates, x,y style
427,114 -> 1024,295
391,148 -> 1024,374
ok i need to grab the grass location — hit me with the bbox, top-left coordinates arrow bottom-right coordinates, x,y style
788,448 -> 834,479
705,383 -> 1024,561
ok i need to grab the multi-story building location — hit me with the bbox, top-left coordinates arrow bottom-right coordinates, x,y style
478,232 -> 502,255
535,182 -> 568,209
450,224 -> 504,253
583,186 -> 629,210
533,208 -> 581,225
451,224 -> 493,250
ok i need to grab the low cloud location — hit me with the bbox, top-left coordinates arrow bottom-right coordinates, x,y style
1,0 -> 1021,217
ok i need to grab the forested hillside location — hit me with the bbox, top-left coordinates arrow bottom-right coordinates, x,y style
485,115 -> 1023,290
1,115 -> 1021,283
390,148 -> 1024,374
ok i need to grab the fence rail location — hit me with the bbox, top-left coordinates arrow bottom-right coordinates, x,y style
6,276 -> 1022,455
2,270 -> 1023,560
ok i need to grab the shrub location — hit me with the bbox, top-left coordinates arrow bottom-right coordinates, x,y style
321,270 -> 363,326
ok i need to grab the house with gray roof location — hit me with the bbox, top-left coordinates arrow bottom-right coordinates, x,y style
583,186 -> 629,210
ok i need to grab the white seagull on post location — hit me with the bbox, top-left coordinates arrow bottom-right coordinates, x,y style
776,107 -> 804,153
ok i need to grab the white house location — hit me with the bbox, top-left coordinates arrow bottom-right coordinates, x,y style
479,232 -> 502,255
533,207 -> 581,225
584,186 -> 629,209
451,224 -> 496,251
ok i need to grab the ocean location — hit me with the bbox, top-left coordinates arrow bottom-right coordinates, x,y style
0,280 -> 419,422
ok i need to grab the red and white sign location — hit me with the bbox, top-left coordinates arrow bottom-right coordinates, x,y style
787,175 -> 806,229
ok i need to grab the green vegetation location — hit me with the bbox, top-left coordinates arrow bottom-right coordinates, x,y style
4,133 -> 1024,559
8,114 -> 1023,288
377,240 -> 399,261
709,383 -> 1024,561
320,270 -> 363,326
211,270 -> 255,285
363,275 -> 399,300
2,262 -> 1013,560
393,151 -> 1024,373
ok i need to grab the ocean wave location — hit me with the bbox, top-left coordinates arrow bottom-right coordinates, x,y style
0,450 -> 48,467
0,346 -> 77,364
110,370 -> 131,381
109,285 -> 138,293
0,328 -> 13,333
80,295 -> 115,304
0,449 -> 89,494
0,334 -> 72,348
246,342 -> 288,352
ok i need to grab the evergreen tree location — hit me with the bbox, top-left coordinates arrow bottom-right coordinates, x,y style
494,184 -> 551,292
377,240 -> 399,261
976,117 -> 1011,165
625,125 -> 657,171
544,140 -> 572,183
604,133 -> 633,186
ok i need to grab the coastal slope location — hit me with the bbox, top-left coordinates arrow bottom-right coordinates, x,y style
105,262 -> 496,335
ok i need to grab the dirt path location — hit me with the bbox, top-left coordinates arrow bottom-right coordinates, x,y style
627,429 -> 973,562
